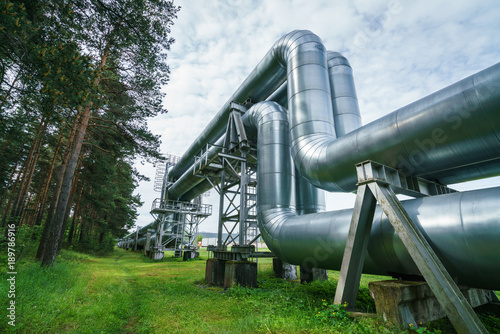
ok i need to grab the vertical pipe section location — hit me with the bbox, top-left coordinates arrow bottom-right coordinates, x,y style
327,51 -> 362,136
295,172 -> 326,215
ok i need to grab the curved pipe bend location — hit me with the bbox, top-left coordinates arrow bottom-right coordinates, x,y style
286,46 -> 500,191
244,101 -> 500,290
168,28 -> 500,201
167,30 -> 317,181
167,30 -> 333,201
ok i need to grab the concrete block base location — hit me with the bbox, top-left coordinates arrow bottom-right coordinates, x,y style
183,251 -> 199,261
205,258 -> 226,286
273,258 -> 298,280
224,261 -> 258,289
369,280 -> 492,327
300,266 -> 328,284
147,251 -> 164,260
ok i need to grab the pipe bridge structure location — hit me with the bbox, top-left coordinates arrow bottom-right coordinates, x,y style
119,31 -> 500,332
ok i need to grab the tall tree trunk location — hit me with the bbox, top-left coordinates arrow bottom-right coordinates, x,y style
10,118 -> 46,222
36,112 -> 82,261
33,123 -> 67,227
57,160 -> 82,253
68,184 -> 84,245
25,181 -> 43,227
0,150 -> 23,226
41,47 -> 109,267
1,163 -> 22,227
41,106 -> 91,266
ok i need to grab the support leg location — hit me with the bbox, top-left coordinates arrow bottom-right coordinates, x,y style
334,184 -> 376,308
369,182 -> 487,334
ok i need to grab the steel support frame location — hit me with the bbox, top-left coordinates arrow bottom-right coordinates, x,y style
211,153 -> 257,249
196,107 -> 258,251
334,161 -> 487,333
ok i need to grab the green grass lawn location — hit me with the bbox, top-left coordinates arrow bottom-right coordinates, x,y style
1,248 -> 499,333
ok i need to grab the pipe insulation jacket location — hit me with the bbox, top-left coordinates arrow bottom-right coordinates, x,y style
279,32 -> 500,192
168,30 -> 500,201
168,48 -> 363,201
243,101 -> 500,290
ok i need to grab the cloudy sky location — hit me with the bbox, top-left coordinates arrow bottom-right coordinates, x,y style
133,0 -> 500,232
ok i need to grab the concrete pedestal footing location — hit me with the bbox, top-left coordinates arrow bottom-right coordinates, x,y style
148,251 -> 164,260
205,259 -> 257,289
369,280 -> 492,328
224,261 -> 257,289
183,251 -> 199,261
205,258 -> 227,286
300,266 -> 328,284
273,258 -> 298,280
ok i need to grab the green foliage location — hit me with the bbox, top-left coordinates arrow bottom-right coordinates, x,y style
69,232 -> 116,256
412,325 -> 442,334
1,248 -> 499,333
0,224 -> 41,266
0,1 -> 179,264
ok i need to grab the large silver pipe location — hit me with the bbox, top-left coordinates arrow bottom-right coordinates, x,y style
327,51 -> 362,136
295,172 -> 325,215
168,137 -> 225,200
168,43 -> 360,202
171,31 -> 500,201
244,101 -> 500,290
290,55 -> 500,191
168,31 -> 331,182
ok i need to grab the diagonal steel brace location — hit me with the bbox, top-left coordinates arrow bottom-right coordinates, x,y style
334,161 -> 487,334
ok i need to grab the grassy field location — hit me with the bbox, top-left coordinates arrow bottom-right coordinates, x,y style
1,248 -> 499,333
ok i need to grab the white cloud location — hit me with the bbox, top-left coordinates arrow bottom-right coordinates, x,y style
132,0 -> 500,231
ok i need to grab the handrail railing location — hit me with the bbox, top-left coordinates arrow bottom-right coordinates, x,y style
151,198 -> 212,216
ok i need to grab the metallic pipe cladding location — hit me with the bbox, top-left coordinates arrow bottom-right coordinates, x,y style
295,172 -> 326,215
168,30 -> 324,184
167,136 -> 225,200
290,59 -> 500,192
168,31 -> 343,202
169,32 -> 328,201
327,51 -> 362,136
166,30 -> 500,201
274,188 -> 500,290
281,51 -> 360,217
152,31 -> 500,290
244,101 -> 500,290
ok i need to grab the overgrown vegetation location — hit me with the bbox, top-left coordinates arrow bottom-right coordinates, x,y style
1,248 -> 499,333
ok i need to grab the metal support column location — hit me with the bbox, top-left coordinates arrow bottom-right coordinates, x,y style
156,221 -> 164,251
334,161 -> 487,334
144,229 -> 153,255
218,169 -> 226,249
133,228 -> 139,251
238,155 -> 247,246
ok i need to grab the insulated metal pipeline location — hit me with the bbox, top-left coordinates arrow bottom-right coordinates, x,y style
168,46 -> 362,201
244,101 -> 500,290
168,136 -> 225,200
158,31 -> 500,290
166,30 -> 351,193
275,31 -> 500,191
171,30 -> 500,201
216,30 -> 500,193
